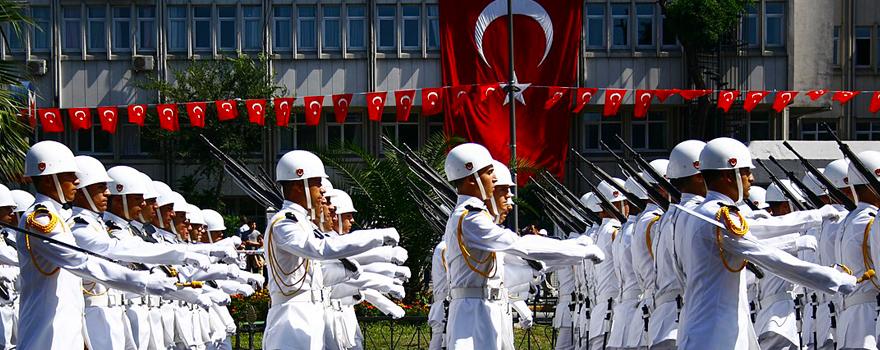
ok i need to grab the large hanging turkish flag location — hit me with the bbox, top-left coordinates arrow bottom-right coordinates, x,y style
440,0 -> 582,181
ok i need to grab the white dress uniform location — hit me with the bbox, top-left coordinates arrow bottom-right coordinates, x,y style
0,229 -> 19,350
551,232 -> 582,350
816,203 -> 848,349
629,204 -> 663,349
675,191 -> 856,350
588,217 -> 621,350
835,202 -> 879,350
608,215 -> 642,350
429,241 -> 449,350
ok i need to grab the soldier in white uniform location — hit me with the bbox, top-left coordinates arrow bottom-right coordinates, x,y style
586,178 -> 626,350
0,185 -> 19,350
608,177 -> 645,350
675,137 -> 857,350
429,239 -> 448,350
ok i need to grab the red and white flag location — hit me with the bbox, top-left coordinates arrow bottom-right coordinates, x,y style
742,91 -> 769,112
544,87 -> 568,110
633,90 -> 654,118
156,104 -> 179,132
395,90 -> 416,122
303,96 -> 325,126
806,89 -> 828,101
449,86 -> 471,115
478,83 -> 501,103
274,97 -> 295,126
832,91 -> 860,105
97,106 -> 118,134
653,89 -> 678,103
366,92 -> 387,121
246,99 -> 266,126
717,90 -> 741,113
772,91 -> 799,113
572,88 -> 598,113
186,102 -> 207,128
603,89 -> 626,117
332,94 -> 352,123
39,108 -> 64,133
215,100 -> 238,121
127,104 -> 147,126
870,91 -> 880,114
679,89 -> 712,101
68,108 -> 92,130
421,88 -> 444,116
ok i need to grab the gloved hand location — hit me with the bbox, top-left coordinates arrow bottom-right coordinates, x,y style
584,245 -> 605,264
387,305 -> 405,319
749,210 -> 771,220
195,293 -> 214,308
395,266 -> 411,281
236,284 -> 255,297
388,284 -> 405,300
519,316 -> 534,329
382,228 -> 400,246
575,235 -> 594,246
206,290 -> 231,306
144,272 -> 177,295
183,252 -> 212,270
245,272 -> 265,286
391,246 -> 408,265
838,274 -> 858,296
818,205 -> 844,221
795,235 -> 818,252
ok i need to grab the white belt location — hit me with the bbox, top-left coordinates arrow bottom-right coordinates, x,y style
620,289 -> 641,302
758,292 -> 794,310
146,296 -> 162,308
272,289 -> 327,304
558,294 -> 573,305
126,296 -> 146,306
450,287 -> 507,301
329,299 -> 343,311
85,294 -> 125,308
654,289 -> 683,308
842,292 -> 878,311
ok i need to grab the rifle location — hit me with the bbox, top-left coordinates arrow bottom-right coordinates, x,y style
755,159 -> 808,211
614,135 -> 682,203
570,149 -> 646,213
823,122 -> 880,198
574,169 -> 626,222
767,156 -> 824,209
201,135 -> 283,209
538,171 -> 600,224
531,179 -> 588,233
782,141 -> 856,210
599,140 -> 668,210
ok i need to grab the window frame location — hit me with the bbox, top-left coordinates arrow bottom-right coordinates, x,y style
216,5 -> 238,53
426,4 -> 440,51
191,5 -> 213,53
31,6 -> 52,53
400,4 -> 421,51
855,26 -> 872,68
854,120 -> 880,141
75,116 -> 114,155
136,5 -> 156,52
346,4 -> 367,51
241,5 -> 262,52
585,3 -> 606,50
272,5 -> 292,53
325,113 -> 366,148
634,3 -> 654,49
376,4 -> 397,51
87,5 -> 107,53
111,6 -> 132,53
741,3 -> 759,48
297,5 -> 317,52
832,26 -> 839,66
580,112 -> 624,152
763,1 -> 785,48
62,5 -> 83,53
322,4 -> 342,51
630,112 -> 668,151
166,5 -> 188,53
610,3 -> 630,50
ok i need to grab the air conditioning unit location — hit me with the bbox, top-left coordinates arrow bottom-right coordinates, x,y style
26,59 -> 47,76
132,55 -> 155,72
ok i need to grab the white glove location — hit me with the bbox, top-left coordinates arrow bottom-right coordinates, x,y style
206,290 -> 231,305
795,235 -> 818,252
818,205 -> 844,221
144,272 -> 177,296
245,272 -> 265,286
396,266 -> 411,281
584,245 -> 605,264
388,284 -> 405,300
382,228 -> 400,246
574,235 -> 594,246
227,236 -> 243,247
236,284 -> 255,296
838,274 -> 858,296
183,252 -> 212,270
195,293 -> 214,308
519,316 -> 534,329
391,246 -> 408,265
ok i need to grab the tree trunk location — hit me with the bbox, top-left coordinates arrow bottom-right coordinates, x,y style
683,43 -> 712,139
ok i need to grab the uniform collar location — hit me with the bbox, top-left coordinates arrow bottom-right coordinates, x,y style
644,203 -> 661,213
103,211 -> 130,229
282,200 -> 308,217
33,193 -> 72,220
456,195 -> 486,210
129,220 -> 146,233
854,201 -> 879,212
601,217 -> 620,227
832,203 -> 847,212
71,206 -> 102,221
679,192 -> 704,204
705,191 -> 736,206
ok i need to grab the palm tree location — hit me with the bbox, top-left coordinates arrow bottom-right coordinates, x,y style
0,0 -> 33,182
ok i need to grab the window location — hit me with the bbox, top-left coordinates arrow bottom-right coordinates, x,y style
62,6 -> 82,52
855,26 -> 871,67
279,114 -> 318,151
322,5 -> 341,50
832,26 -> 839,65
298,6 -> 316,51
731,112 -> 770,142
347,5 -> 367,50
193,6 -> 211,52
167,6 -> 187,52
401,5 -> 420,50
611,4 -> 629,48
427,5 -> 439,50
635,4 -> 654,48
112,7 -> 131,51
217,6 -> 236,51
741,4 -> 758,47
273,6 -> 292,51
582,113 -> 622,151
87,6 -> 106,52
800,120 -> 836,141
855,121 -> 880,140
377,5 -> 396,50
121,124 -> 159,155
32,7 -> 51,52
631,113 -> 667,150
242,6 -> 261,51
586,4 -> 605,49
382,113 -> 419,148
764,2 -> 784,47
327,114 -> 364,147
660,14 -> 677,47
77,117 -> 113,154
136,6 -> 155,51
5,23 -> 24,52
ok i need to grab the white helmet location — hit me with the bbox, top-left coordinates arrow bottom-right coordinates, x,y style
765,179 -> 805,203
107,166 -> 150,196
202,209 -> 226,232
152,181 -> 172,196
25,141 -> 78,177
748,186 -> 770,209
276,150 -> 329,181
643,159 -> 669,184
168,192 -> 189,212
667,140 -> 706,179
824,159 -> 850,189
699,137 -> 754,171
74,156 -> 113,189
492,160 -> 515,187
186,204 -> 206,225
333,190 -> 357,214
444,143 -> 494,182
11,190 -> 34,213
580,192 -> 601,212
136,173 -> 159,200
624,176 -> 649,200
847,151 -> 880,187
0,185 -> 14,208
321,178 -> 334,192
597,178 -> 626,203
801,170 -> 827,197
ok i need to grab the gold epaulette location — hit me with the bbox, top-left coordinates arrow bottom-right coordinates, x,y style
26,206 -> 58,235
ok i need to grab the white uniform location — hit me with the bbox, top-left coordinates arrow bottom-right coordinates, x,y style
629,204 -> 663,350
552,231 -> 582,350
0,229 -> 19,350
609,215 -> 642,350
836,202 -> 879,350
815,204 -> 847,349
676,191 -> 856,350
429,241 -> 448,350
588,218 -> 621,350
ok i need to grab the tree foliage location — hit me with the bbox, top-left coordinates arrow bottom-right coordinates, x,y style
0,0 -> 33,182
661,0 -> 752,50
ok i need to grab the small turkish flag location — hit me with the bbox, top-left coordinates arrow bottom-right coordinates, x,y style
274,97 -> 295,126
870,92 -> 880,114
742,91 -> 769,112
450,86 -> 471,115
186,102 -> 207,128
679,89 -> 712,101
806,90 -> 828,101
772,91 -> 799,113
395,90 -> 416,122
633,90 -> 654,118
303,96 -> 324,126
215,100 -> 238,121
127,104 -> 147,126
366,91 -> 387,121
573,88 -> 598,113
602,89 -> 626,117
156,104 -> 179,132
332,94 -> 352,123
68,108 -> 92,130
246,99 -> 266,126
717,90 -> 741,113
832,91 -> 860,105
544,87 -> 568,110
653,89 -> 678,103
39,108 -> 64,133
421,88 -> 444,116
97,106 -> 118,134
478,83 -> 501,103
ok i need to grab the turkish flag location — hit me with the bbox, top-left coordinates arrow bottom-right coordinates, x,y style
869,92 -> 880,114
806,89 -> 828,101
156,104 -> 179,131
395,90 -> 416,122
275,97 -> 295,126
421,88 -> 444,116
332,94 -> 352,123
772,91 -> 799,113
449,85 -> 472,114
303,96 -> 324,126
68,108 -> 92,130
97,106 -> 118,134
478,83 -> 501,103
632,90 -> 654,118
603,89 -> 626,117
572,88 -> 597,113
246,99 -> 266,126
186,102 -> 207,128
717,90 -> 740,113
366,92 -> 387,121
832,91 -> 860,105
127,104 -> 147,126
742,91 -> 769,112
653,89 -> 678,103
679,89 -> 712,101
544,87 -> 568,110
215,100 -> 238,121
39,108 -> 64,133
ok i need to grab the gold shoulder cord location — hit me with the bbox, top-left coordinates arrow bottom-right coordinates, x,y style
646,215 -> 662,260
81,281 -> 106,296
715,206 -> 749,273
861,217 -> 880,290
25,209 -> 62,277
440,247 -> 448,272
266,214 -> 311,297
611,228 -> 620,242
456,209 -> 497,279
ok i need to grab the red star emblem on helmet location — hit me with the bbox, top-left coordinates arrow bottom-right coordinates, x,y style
465,162 -> 473,171
116,184 -> 124,192
692,161 -> 700,169
296,169 -> 304,177
612,191 -> 620,198
728,158 -> 738,167
875,168 -> 880,177
37,162 -> 46,172
843,177 -> 849,185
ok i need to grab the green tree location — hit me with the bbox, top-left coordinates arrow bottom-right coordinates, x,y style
135,55 -> 286,210
0,0 -> 33,182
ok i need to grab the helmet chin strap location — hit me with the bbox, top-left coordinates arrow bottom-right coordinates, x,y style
121,195 -> 130,220
82,187 -> 99,212
473,173 -> 499,220
303,178 -> 315,219
850,183 -> 860,203
337,214 -> 343,235
157,209 -> 165,228
734,168 -> 744,203
51,174 -> 66,205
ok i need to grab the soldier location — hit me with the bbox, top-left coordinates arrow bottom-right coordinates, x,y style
10,190 -> 35,225
429,238 -> 449,350
0,185 -> 19,350
585,178 -> 626,350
